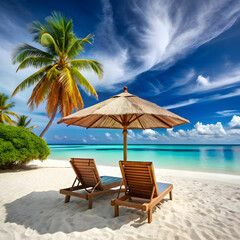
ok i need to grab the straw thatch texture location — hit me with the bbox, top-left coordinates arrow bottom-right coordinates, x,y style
58,91 -> 189,129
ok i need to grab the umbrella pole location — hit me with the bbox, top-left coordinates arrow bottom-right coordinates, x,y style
122,127 -> 128,161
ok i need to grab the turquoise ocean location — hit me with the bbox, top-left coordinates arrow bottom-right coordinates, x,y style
48,144 -> 240,175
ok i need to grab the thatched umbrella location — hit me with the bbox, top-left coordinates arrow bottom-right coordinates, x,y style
58,87 -> 189,161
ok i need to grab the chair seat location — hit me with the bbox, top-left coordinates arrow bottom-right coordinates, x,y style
157,182 -> 172,194
100,176 -> 122,184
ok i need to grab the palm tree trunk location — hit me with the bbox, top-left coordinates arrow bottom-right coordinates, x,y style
40,107 -> 58,138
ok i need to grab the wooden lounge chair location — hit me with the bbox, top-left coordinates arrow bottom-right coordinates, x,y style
60,158 -> 123,209
111,161 -> 173,223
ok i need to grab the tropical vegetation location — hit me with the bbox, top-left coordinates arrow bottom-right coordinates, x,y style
0,93 -> 19,124
16,115 -> 37,131
12,12 -> 103,137
0,123 -> 50,169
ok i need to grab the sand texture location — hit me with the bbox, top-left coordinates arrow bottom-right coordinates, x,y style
0,160 -> 240,240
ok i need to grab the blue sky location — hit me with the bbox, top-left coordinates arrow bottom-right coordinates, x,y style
0,0 -> 240,144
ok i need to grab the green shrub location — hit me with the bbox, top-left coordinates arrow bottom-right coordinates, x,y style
0,123 -> 50,169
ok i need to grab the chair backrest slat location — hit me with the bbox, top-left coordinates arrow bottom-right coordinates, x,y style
70,158 -> 103,190
119,161 -> 159,199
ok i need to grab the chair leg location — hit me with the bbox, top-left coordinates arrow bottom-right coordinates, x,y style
88,197 -> 93,209
115,205 -> 119,217
169,191 -> 172,200
65,195 -> 71,203
148,208 -> 152,223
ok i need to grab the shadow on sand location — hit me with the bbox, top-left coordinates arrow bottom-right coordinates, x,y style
4,190 -> 166,234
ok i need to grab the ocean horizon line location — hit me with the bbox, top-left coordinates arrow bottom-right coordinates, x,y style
47,143 -> 240,146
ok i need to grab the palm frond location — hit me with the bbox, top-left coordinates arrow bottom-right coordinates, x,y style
29,20 -> 42,34
66,34 -> 93,59
0,114 -> 4,123
4,111 -> 19,119
12,43 -> 54,64
17,115 -> 28,126
46,80 -> 60,117
16,115 -> 36,130
41,33 -> 60,56
58,67 -> 76,95
1,103 -> 15,110
27,65 -> 60,109
16,56 -> 54,71
3,114 -> 13,124
12,65 -> 52,96
81,33 -> 94,44
68,59 -> 103,79
0,93 -> 8,107
25,118 -> 32,126
65,39 -> 83,59
26,125 -> 38,131
70,66 -> 98,99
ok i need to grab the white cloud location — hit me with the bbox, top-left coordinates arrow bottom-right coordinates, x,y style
183,66 -> 240,95
151,68 -> 196,96
197,75 -> 210,86
166,116 -> 240,142
211,88 -> 240,100
142,129 -> 161,141
168,122 -> 227,139
115,133 -> 121,139
82,138 -> 87,143
54,135 -> 68,140
163,98 -> 200,109
0,8 -> 54,131
193,122 -> 226,136
89,135 -> 97,141
171,69 -> 196,89
132,1 -> 240,71
128,130 -> 136,139
216,110 -> 240,117
163,88 -> 240,110
54,135 -> 62,140
127,116 -> 240,143
228,115 -> 240,129
105,132 -> 112,140
85,0 -> 240,90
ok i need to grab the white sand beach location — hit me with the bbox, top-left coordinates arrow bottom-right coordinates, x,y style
0,159 -> 240,240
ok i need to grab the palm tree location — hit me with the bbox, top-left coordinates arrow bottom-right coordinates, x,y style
16,115 -> 38,131
12,12 -> 103,137
0,93 -> 19,124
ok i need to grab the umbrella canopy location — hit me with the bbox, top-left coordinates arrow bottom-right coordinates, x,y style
58,87 -> 189,160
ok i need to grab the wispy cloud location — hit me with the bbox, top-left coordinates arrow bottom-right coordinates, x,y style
85,0 -> 240,90
150,68 -> 196,96
89,135 -> 97,141
0,6 -> 51,130
182,65 -> 240,95
54,135 -> 67,140
216,110 -> 240,117
211,88 -> 240,100
163,98 -> 200,109
163,87 -> 240,110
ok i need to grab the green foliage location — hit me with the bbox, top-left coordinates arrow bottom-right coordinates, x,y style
16,115 -> 38,131
0,93 -> 19,124
11,12 -> 103,137
0,123 -> 50,169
